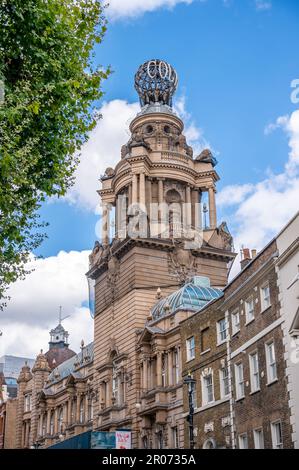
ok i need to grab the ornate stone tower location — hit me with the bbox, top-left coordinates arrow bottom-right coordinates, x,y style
16,363 -> 32,448
29,351 -> 51,447
87,59 -> 235,447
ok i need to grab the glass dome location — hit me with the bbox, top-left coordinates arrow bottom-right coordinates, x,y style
151,277 -> 223,321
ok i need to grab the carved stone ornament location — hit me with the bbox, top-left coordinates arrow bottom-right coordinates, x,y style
218,222 -> 234,251
89,241 -> 104,268
107,255 -> 120,297
167,242 -> 197,285
204,422 -> 214,433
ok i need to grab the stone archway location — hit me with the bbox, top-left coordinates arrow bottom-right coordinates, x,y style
203,438 -> 217,449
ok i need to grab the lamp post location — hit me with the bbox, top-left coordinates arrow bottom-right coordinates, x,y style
184,373 -> 196,450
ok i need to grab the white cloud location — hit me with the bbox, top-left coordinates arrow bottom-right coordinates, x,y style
0,250 -> 93,358
66,100 -> 139,212
218,110 -> 299,278
174,95 -> 211,156
255,0 -> 272,11
106,0 -> 196,20
217,183 -> 254,207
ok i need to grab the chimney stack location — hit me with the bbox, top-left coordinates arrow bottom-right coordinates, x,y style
240,247 -> 252,270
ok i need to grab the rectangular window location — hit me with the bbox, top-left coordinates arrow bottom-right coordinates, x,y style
235,363 -> 245,399
202,374 -> 214,405
217,318 -> 227,344
261,283 -> 271,311
186,336 -> 195,361
172,426 -> 179,448
220,367 -> 230,398
238,433 -> 248,449
249,352 -> 260,392
24,394 -> 31,412
173,349 -> 180,384
245,297 -> 255,324
201,327 -> 210,353
253,428 -> 264,449
266,342 -> 277,383
231,310 -> 240,335
271,421 -> 283,449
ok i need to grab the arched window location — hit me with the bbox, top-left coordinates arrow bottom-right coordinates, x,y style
112,367 -> 119,405
88,399 -> 93,421
165,189 -> 183,238
142,435 -> 148,449
79,398 -> 84,423
203,438 -> 216,449
42,414 -> 47,436
58,407 -> 63,433
111,352 -> 119,406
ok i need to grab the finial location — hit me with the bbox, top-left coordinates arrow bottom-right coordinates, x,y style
134,59 -> 178,108
156,287 -> 162,299
81,339 -> 84,349
40,349 -> 43,354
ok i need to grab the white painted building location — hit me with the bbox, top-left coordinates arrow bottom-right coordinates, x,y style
276,211 -> 299,449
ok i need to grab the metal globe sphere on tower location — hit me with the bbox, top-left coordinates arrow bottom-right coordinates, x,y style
134,59 -> 178,108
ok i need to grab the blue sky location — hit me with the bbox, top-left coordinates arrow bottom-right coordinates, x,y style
2,0 -> 299,358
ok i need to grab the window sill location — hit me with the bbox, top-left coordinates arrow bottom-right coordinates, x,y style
261,305 -> 271,314
235,396 -> 245,402
249,389 -> 261,395
232,330 -> 240,337
267,378 -> 278,386
217,340 -> 227,347
245,318 -> 255,326
186,357 -> 195,363
200,349 -> 211,356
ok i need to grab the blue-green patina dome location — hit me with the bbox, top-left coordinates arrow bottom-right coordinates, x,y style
151,276 -> 223,321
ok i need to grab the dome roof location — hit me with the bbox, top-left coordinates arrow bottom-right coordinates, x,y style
45,347 -> 76,370
151,277 -> 223,321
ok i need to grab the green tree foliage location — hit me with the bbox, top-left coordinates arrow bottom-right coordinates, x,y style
0,0 -> 110,305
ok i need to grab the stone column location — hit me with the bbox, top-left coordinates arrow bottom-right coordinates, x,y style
46,408 -> 51,435
132,174 -> 138,205
156,352 -> 162,387
128,183 -> 132,206
54,408 -> 58,435
67,399 -> 72,425
143,358 -> 148,391
208,186 -> 217,229
139,172 -> 146,207
158,178 -> 164,205
146,177 -> 152,209
168,350 -> 173,386
76,396 -> 81,423
191,189 -> 198,228
85,394 -> 89,422
63,402 -> 68,428
185,185 -> 192,229
101,202 -> 110,246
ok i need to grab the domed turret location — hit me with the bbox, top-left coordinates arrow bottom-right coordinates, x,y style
32,350 -> 51,373
17,362 -> 32,383
134,59 -> 178,108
